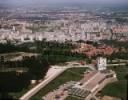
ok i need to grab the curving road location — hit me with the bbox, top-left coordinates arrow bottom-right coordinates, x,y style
20,63 -> 94,100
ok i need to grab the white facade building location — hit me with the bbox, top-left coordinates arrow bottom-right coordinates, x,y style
97,57 -> 107,71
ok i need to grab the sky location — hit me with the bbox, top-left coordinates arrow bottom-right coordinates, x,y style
1,0 -> 128,3
0,0 -> 128,6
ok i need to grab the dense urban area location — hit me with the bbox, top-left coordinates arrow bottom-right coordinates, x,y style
0,2 -> 128,100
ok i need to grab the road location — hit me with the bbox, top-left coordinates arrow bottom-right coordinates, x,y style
108,63 -> 126,66
20,63 -> 94,100
20,66 -> 67,100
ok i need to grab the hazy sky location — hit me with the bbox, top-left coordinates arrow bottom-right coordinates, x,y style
1,0 -> 128,6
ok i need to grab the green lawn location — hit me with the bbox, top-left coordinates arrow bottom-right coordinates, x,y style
30,68 -> 87,100
101,66 -> 128,100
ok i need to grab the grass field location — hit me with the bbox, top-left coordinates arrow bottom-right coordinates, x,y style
30,68 -> 87,100
101,66 -> 128,100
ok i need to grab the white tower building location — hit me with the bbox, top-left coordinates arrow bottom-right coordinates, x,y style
12,26 -> 16,31
97,57 -> 107,71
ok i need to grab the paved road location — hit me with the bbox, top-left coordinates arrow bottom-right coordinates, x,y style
108,63 -> 126,66
20,67 -> 67,100
20,63 -> 94,100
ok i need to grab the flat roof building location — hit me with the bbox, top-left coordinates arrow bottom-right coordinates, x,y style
68,70 -> 117,100
97,57 -> 107,71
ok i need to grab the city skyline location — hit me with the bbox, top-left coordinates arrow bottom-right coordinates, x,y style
0,0 -> 128,100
